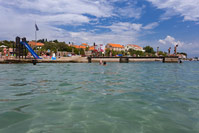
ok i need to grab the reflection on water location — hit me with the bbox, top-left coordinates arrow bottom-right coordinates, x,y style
0,62 -> 199,133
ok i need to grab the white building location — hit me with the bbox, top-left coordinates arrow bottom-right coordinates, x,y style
125,44 -> 145,52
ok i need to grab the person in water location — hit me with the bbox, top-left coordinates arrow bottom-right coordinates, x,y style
99,60 -> 103,65
103,61 -> 106,66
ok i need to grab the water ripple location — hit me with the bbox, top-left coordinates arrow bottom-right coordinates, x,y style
0,62 -> 198,133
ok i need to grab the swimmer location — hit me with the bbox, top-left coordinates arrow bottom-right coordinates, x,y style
99,60 -> 103,65
103,61 -> 106,66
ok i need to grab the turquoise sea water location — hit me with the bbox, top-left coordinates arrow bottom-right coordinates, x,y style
0,62 -> 199,133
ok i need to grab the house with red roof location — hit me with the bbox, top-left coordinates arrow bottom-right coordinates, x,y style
28,41 -> 44,47
89,46 -> 95,51
125,44 -> 145,52
106,43 -> 125,51
71,45 -> 86,49
81,43 -> 89,47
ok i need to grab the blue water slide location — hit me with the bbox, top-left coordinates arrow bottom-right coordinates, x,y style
20,42 -> 42,59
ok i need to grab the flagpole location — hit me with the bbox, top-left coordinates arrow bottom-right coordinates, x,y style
35,22 -> 37,46
35,28 -> 37,46
34,22 -> 39,55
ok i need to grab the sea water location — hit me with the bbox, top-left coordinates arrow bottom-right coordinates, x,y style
0,62 -> 199,133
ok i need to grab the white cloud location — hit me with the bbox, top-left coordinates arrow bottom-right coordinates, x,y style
159,35 -> 184,47
158,39 -> 166,44
116,5 -> 143,19
143,22 -> 159,30
105,22 -> 143,32
0,4 -> 145,45
69,22 -> 143,45
1,0 -> 113,17
69,21 -> 161,45
147,0 -> 199,21
0,0 -> 146,42
0,6 -> 89,40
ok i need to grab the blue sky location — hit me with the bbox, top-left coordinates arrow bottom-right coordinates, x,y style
0,0 -> 199,57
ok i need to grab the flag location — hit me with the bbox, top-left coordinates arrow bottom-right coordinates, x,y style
35,23 -> 39,31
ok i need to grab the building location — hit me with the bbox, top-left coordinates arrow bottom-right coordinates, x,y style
57,51 -> 72,57
95,44 -> 105,52
28,41 -> 44,47
125,44 -> 145,52
177,54 -> 187,59
89,46 -> 95,51
106,43 -> 124,51
71,45 -> 86,49
81,43 -> 89,47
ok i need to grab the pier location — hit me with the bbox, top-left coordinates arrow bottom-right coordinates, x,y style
0,56 -> 179,64
88,56 -> 179,63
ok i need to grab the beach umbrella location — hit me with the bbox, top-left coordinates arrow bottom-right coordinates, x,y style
0,45 -> 7,48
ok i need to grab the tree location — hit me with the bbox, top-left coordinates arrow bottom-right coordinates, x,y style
53,40 -> 58,43
105,48 -> 111,56
43,42 -> 57,52
85,47 -> 89,51
177,52 -> 187,57
143,46 -> 155,54
37,39 -> 44,43
158,51 -> 167,57
57,42 -> 68,51
128,49 -> 145,56
80,48 -> 85,55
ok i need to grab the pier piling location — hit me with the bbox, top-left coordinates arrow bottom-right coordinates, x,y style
120,57 -> 129,63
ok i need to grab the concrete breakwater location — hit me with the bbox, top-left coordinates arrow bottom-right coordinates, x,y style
89,56 -> 179,63
0,56 -> 179,64
89,57 -> 162,63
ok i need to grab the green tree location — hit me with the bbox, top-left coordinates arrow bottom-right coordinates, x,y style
158,51 -> 167,57
57,42 -> 68,51
53,40 -> 58,43
80,48 -> 85,55
43,42 -> 57,52
105,48 -> 111,56
74,48 -> 79,55
85,47 -> 89,51
128,49 -> 145,56
143,46 -> 155,54
177,52 -> 187,57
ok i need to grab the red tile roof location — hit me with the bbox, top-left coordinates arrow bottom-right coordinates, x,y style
81,43 -> 88,46
29,41 -> 44,46
72,45 -> 86,49
79,45 -> 86,49
127,44 -> 142,49
107,43 -> 124,48
89,46 -> 94,51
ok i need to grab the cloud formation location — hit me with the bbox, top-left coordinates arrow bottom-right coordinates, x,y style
159,35 -> 184,47
0,0 -> 198,57
143,22 -> 159,30
0,0 -> 145,42
0,0 -> 155,46
0,0 -> 113,17
147,0 -> 199,21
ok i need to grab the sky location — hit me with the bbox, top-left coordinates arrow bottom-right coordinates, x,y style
0,0 -> 199,57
